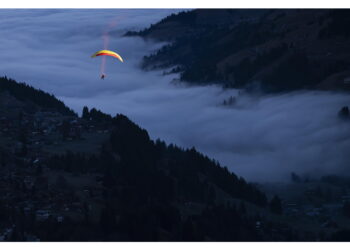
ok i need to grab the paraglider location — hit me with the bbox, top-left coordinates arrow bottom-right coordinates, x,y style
91,50 -> 124,62
91,50 -> 123,79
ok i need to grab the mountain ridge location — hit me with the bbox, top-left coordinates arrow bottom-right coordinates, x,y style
126,9 -> 350,93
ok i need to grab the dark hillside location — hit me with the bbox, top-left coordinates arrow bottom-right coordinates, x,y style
126,9 -> 350,93
0,76 -> 76,116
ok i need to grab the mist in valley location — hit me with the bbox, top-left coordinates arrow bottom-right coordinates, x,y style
0,9 -> 349,182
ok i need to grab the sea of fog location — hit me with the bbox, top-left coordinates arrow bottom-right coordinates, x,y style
0,9 -> 349,181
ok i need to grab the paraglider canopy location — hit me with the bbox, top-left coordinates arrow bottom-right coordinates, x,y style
91,50 -> 124,63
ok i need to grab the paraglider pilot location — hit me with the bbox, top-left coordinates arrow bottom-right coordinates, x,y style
91,50 -> 124,79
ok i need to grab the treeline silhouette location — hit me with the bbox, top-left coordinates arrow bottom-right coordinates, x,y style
39,113 -> 286,241
49,113 -> 267,207
82,106 -> 113,122
142,21 -> 278,85
0,76 -> 76,116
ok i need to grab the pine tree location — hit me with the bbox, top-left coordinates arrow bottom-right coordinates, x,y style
82,106 -> 90,120
269,195 -> 283,214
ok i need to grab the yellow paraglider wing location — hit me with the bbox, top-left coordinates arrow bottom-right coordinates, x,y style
91,50 -> 124,62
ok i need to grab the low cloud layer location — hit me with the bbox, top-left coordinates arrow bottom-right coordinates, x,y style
0,9 -> 349,181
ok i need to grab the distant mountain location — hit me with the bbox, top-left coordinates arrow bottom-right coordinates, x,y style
0,76 -> 76,116
126,9 -> 350,93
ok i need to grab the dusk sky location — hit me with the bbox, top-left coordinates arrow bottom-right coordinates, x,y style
1,9 -> 349,181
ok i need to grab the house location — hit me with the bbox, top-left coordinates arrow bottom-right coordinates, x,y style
36,209 -> 50,221
24,233 -> 40,241
284,203 -> 300,215
24,206 -> 32,215
33,158 -> 40,165
24,176 -> 35,189
323,203 -> 343,215
341,195 -> 350,203
344,77 -> 350,84
305,207 -> 322,217
57,216 -> 64,223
